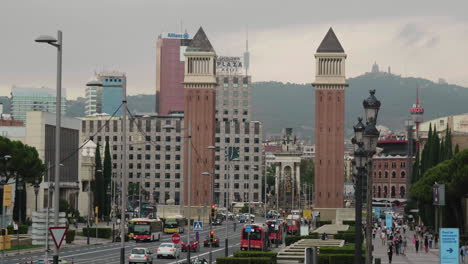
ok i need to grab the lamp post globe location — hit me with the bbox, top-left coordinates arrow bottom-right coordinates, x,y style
362,89 -> 381,123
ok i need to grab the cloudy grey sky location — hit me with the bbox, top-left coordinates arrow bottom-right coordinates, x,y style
1,0 -> 468,99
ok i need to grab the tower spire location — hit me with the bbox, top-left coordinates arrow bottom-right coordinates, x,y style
243,25 -> 250,76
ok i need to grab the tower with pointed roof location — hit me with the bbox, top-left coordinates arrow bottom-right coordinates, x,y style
183,27 -> 216,206
312,28 -> 348,208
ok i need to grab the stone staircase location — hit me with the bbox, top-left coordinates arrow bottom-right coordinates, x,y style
276,239 -> 345,263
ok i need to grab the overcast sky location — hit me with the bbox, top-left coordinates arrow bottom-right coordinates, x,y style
2,0 -> 468,99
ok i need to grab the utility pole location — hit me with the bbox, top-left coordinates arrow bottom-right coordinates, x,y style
119,76 -> 128,264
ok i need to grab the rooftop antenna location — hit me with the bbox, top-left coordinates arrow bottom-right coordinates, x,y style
243,25 -> 250,76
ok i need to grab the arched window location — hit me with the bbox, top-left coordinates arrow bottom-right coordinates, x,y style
400,186 -> 406,198
377,186 -> 381,197
384,171 -> 389,178
392,171 -> 396,178
391,186 -> 396,198
373,186 -> 376,197
401,171 -> 406,178
378,171 -> 382,178
383,186 -> 388,198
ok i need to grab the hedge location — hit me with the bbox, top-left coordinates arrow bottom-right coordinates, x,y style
216,257 -> 273,264
316,220 -> 332,227
319,244 -> 365,255
66,229 -> 75,244
233,251 -> 277,263
82,227 -> 112,238
342,220 -> 355,226
318,254 -> 364,264
7,225 -> 28,234
285,233 -> 319,246
333,233 -> 355,243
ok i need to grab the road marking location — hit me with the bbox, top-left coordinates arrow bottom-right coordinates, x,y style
166,243 -> 241,264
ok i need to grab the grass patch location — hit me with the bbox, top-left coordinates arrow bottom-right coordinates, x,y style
6,244 -> 43,251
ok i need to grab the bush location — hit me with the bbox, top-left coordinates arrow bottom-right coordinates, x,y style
66,229 -> 75,244
342,220 -> 355,226
318,254 -> 364,264
7,224 -> 28,234
82,227 -> 112,238
316,220 -> 332,227
234,251 -> 277,263
333,233 -> 355,243
319,244 -> 365,255
76,216 -> 86,223
285,233 -> 319,246
216,257 -> 273,264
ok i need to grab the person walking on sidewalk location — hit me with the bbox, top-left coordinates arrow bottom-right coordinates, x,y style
424,235 -> 429,253
415,235 -> 420,253
388,242 -> 394,264
381,230 -> 387,246
461,245 -> 466,264
402,237 -> 407,256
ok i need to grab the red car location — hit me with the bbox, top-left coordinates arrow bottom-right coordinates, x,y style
181,238 -> 199,252
287,219 -> 299,235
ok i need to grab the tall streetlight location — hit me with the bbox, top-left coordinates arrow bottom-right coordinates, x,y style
201,170 -> 214,264
119,76 -> 128,264
164,124 -> 192,264
35,31 -> 62,264
352,118 -> 366,264
0,155 -> 11,264
363,90 -> 381,264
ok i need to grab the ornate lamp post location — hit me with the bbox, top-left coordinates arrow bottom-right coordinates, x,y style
362,90 -> 381,264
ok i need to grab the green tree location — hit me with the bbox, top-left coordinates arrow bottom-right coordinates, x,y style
93,143 -> 104,217
103,138 -> 112,216
0,137 -> 46,222
128,182 -> 148,209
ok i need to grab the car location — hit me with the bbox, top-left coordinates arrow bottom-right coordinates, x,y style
267,210 -> 280,219
157,243 -> 180,259
129,247 -> 154,264
35,258 -> 73,264
181,238 -> 200,252
212,218 -> 223,226
239,215 -> 247,223
203,235 -> 220,247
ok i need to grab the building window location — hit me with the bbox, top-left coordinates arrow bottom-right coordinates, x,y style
391,162 -> 396,168
175,182 -> 180,188
400,162 -> 406,168
165,182 -> 170,188
175,164 -> 181,170
175,173 -> 181,179
392,171 -> 396,178
378,171 -> 382,178
165,173 -> 170,179
155,173 -> 160,178
401,171 -> 406,178
384,171 -> 388,178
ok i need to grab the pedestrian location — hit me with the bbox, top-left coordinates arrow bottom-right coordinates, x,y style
415,235 -> 420,253
429,233 -> 433,248
394,237 -> 400,255
381,230 -> 387,246
373,228 -> 376,239
424,236 -> 429,253
388,242 -> 394,264
461,245 -> 466,263
435,233 -> 439,249
403,237 -> 407,256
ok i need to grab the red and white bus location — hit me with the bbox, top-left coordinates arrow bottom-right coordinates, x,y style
129,218 -> 163,242
240,223 -> 270,251
286,218 -> 299,235
266,220 -> 283,244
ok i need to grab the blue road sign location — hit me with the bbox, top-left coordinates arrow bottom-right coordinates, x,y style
385,213 -> 392,228
245,224 -> 252,233
193,221 -> 203,231
440,228 -> 459,264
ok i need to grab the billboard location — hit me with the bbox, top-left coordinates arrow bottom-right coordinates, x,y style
216,56 -> 244,74
433,184 -> 446,206
166,32 -> 190,39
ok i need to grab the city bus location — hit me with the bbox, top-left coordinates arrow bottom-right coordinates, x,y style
240,223 -> 270,251
163,217 -> 186,234
128,218 -> 163,242
266,220 -> 283,244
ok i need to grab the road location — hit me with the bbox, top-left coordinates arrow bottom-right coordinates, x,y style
5,218 -> 259,264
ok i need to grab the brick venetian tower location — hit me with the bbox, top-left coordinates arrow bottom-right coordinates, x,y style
183,27 -> 216,206
312,28 -> 348,208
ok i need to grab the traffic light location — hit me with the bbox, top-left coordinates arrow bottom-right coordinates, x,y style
209,230 -> 214,242
211,204 -> 216,219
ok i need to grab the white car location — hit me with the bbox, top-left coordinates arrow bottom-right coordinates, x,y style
129,248 -> 153,264
156,243 -> 180,259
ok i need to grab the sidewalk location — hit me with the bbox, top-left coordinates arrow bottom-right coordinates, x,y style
373,230 -> 440,264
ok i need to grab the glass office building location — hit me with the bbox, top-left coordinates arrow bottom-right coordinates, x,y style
85,71 -> 125,117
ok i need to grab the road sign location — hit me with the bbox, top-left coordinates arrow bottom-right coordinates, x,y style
172,233 -> 181,244
245,224 -> 252,232
3,185 -> 12,207
433,184 -> 446,206
195,231 -> 199,241
385,213 -> 392,228
49,226 -> 68,249
440,228 -> 459,264
375,208 -> 381,219
193,221 -> 203,231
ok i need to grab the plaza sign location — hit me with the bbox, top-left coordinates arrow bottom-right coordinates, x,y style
217,56 -> 243,74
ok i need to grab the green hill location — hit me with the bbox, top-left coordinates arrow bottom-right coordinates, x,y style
66,73 -> 468,142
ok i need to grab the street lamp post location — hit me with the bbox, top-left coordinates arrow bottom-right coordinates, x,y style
362,90 -> 381,264
164,124 -> 192,264
35,31 -> 63,264
119,76 -> 128,264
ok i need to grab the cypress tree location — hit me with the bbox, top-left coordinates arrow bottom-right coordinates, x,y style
94,143 -> 104,217
455,144 -> 460,154
412,150 -> 420,183
439,138 -> 445,162
103,138 -> 112,217
446,128 -> 453,159
431,127 -> 440,168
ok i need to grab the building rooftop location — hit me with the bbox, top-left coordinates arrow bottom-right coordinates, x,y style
11,86 -> 66,97
316,27 -> 345,53
186,27 -> 215,52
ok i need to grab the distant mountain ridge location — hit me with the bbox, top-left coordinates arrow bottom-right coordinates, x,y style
66,72 -> 468,142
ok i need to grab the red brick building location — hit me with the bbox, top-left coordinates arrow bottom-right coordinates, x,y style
373,139 -> 415,200
313,28 -> 348,208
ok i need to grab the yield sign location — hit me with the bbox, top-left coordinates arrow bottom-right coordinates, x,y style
49,226 -> 68,249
